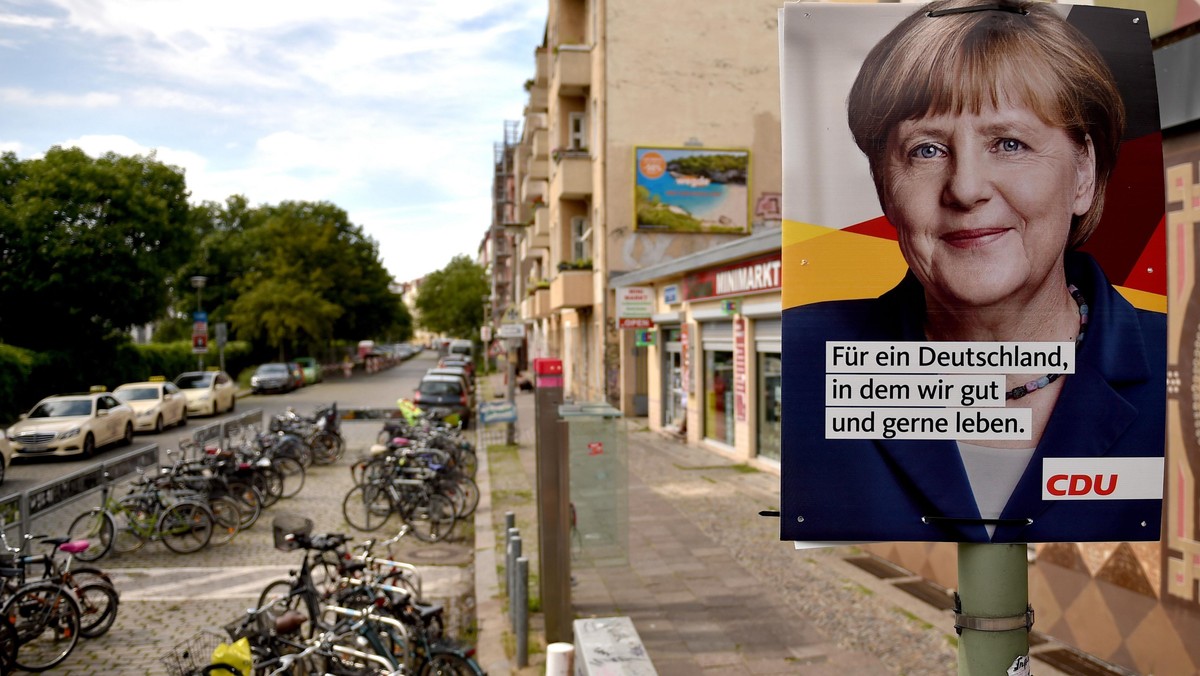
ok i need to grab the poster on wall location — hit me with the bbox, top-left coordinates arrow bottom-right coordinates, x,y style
634,147 -> 750,234
779,1 -> 1166,543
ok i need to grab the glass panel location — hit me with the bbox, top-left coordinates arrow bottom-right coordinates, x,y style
758,353 -> 782,461
567,413 -> 628,566
704,350 -> 735,445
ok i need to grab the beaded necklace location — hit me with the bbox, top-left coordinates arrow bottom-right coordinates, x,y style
1005,284 -> 1088,401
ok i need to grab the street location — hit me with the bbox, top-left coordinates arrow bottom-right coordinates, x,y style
25,352 -> 478,674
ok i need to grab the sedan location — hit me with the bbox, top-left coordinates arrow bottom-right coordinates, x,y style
175,370 -> 237,417
250,363 -> 295,394
413,375 -> 472,429
5,392 -> 135,458
114,378 -> 188,433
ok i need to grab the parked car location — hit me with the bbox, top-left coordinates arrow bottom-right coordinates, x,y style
0,437 -> 12,485
5,391 -> 135,458
294,357 -> 322,384
287,362 -> 306,388
251,363 -> 296,394
114,377 -> 188,433
425,366 -> 475,403
439,356 -> 474,376
175,370 -> 237,416
413,375 -> 472,428
447,339 -> 474,361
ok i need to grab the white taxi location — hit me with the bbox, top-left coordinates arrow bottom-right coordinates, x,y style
174,370 -> 237,417
5,391 -> 135,458
114,377 -> 188,433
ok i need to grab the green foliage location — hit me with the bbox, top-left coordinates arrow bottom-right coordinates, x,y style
0,148 -> 194,350
415,255 -> 489,340
666,153 -> 748,183
0,344 -> 35,426
635,185 -> 705,231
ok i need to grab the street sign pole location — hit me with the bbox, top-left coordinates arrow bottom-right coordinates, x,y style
956,544 -> 1031,676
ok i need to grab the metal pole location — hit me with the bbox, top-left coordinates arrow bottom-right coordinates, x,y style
506,344 -> 517,445
516,556 -> 529,667
509,534 -> 522,628
957,543 -> 1030,676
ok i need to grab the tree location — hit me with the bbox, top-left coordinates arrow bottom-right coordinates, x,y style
0,147 -> 193,350
416,256 -> 488,340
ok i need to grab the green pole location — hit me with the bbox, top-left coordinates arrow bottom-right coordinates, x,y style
957,543 -> 1031,675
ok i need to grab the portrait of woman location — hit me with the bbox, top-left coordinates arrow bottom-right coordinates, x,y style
779,0 -> 1166,543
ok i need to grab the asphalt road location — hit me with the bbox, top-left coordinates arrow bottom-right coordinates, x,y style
1,352 -> 439,498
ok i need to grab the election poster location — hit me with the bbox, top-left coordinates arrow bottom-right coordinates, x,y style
779,1 -> 1166,543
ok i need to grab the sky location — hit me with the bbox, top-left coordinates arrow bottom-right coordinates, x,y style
0,0 -> 547,282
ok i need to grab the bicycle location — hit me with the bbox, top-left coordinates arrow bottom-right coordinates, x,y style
68,472 -> 215,557
342,460 -> 457,541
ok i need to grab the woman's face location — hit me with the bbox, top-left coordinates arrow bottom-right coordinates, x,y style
880,100 -> 1096,309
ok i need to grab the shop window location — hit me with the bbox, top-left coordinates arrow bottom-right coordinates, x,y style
704,350 -> 735,445
757,353 -> 782,461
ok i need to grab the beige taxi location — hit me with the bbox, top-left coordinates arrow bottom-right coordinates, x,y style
5,391 -> 135,458
114,377 -> 188,434
174,370 -> 237,417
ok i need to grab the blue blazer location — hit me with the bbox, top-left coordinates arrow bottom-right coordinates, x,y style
780,252 -> 1165,543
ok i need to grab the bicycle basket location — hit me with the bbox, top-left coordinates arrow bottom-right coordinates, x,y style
272,514 -> 313,551
160,630 -> 226,676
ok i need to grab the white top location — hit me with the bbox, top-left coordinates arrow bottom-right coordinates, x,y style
957,442 -> 1036,539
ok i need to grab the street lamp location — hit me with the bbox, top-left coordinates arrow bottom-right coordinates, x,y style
190,276 -> 208,370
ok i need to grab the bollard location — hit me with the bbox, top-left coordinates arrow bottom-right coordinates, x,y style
516,557 -> 529,667
509,535 -> 523,629
506,527 -> 519,611
546,643 -> 574,676
505,511 -> 516,536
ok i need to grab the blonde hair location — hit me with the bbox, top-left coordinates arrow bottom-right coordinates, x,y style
847,0 -> 1125,247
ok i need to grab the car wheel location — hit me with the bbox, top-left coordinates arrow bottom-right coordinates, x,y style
179,409 -> 188,427
211,402 -> 218,416
228,396 -> 236,413
82,433 -> 96,458
153,415 -> 163,434
122,422 -> 133,445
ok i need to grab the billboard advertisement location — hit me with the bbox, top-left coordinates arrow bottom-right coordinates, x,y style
634,147 -> 750,234
779,1 -> 1166,543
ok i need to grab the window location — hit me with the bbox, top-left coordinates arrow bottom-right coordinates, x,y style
568,112 -> 587,151
571,216 -> 591,261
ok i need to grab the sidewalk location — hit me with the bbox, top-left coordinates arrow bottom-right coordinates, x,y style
474,372 -> 962,675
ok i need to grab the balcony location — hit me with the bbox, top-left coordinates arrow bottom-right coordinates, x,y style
532,128 -> 549,160
551,269 -> 593,310
551,154 -> 592,200
552,46 -> 591,97
525,154 -> 549,182
535,287 -> 551,317
521,296 -> 534,321
530,208 -> 551,248
529,84 -> 548,111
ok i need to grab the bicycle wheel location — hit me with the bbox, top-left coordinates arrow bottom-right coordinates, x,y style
158,502 -> 214,554
420,651 -> 484,676
110,506 -> 148,554
274,456 -> 306,499
3,582 -> 81,672
405,493 -> 457,543
74,582 -> 118,638
443,477 -> 479,519
256,579 -> 310,637
310,432 -> 341,465
66,509 -> 114,562
207,495 -> 242,546
310,551 -> 347,600
456,450 -> 478,479
0,616 -> 15,674
252,467 -> 281,508
342,484 -> 393,532
225,482 -> 263,530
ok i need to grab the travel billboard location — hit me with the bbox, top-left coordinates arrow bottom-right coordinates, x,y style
634,147 -> 749,234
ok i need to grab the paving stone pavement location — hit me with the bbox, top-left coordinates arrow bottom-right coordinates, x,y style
48,410 -> 477,675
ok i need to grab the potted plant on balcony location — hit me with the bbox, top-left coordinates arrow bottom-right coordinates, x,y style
551,147 -> 589,164
557,258 -> 593,272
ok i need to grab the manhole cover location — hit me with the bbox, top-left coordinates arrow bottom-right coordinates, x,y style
407,546 -> 460,561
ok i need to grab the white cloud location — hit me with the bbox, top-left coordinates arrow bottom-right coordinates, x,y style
0,87 -> 119,108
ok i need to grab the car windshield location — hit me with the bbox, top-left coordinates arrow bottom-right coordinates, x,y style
176,374 -> 213,389
259,364 -> 288,374
420,381 -> 461,396
29,399 -> 93,418
116,388 -> 159,401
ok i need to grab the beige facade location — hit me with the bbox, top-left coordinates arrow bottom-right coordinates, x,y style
508,0 -> 784,404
